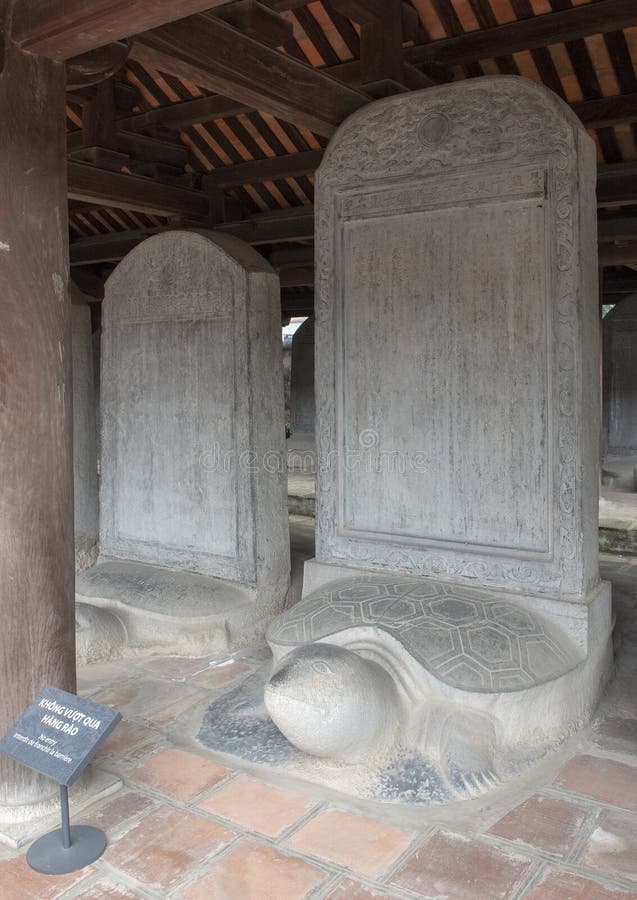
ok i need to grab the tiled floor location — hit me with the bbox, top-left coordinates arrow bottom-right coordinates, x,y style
1,551 -> 636,899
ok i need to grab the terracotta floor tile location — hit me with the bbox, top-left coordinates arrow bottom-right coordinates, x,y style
96,720 -> 160,759
488,793 -> 588,858
579,808 -> 637,880
593,717 -> 637,756
553,755 -> 637,810
76,661 -> 136,693
92,678 -> 200,719
524,870 -> 637,899
76,789 -> 156,834
105,804 -> 234,891
190,661 -> 250,690
611,680 -> 637,720
326,877 -> 403,898
147,690 -> 206,725
176,838 -> 326,900
0,854 -> 92,899
128,747 -> 230,802
287,808 -> 413,878
73,878 -> 144,899
198,774 -> 316,837
391,830 -> 532,900
137,656 -> 211,679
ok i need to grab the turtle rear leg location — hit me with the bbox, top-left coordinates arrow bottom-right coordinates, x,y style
440,710 -> 500,799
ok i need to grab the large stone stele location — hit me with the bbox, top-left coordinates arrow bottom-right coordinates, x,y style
76,230 -> 290,659
262,77 -> 613,802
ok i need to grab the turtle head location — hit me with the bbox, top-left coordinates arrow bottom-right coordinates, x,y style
264,643 -> 399,762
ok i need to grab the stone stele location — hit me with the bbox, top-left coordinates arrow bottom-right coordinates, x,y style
264,77 -> 613,802
76,230 -> 290,660
71,285 -> 99,573
288,314 -> 315,472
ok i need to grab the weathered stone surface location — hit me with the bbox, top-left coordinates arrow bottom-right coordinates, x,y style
71,288 -> 99,572
78,230 -> 290,654
603,295 -> 637,457
288,315 -> 315,472
268,576 -> 580,692
313,77 -> 600,599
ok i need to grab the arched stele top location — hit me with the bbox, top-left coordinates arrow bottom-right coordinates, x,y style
316,76 -> 591,191
105,229 -> 276,323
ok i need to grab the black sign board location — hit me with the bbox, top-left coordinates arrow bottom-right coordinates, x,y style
0,686 -> 121,786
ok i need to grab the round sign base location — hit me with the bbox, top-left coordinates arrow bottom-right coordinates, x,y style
27,826 -> 106,874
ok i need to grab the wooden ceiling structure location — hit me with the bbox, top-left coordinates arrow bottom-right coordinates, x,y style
45,0 -> 637,316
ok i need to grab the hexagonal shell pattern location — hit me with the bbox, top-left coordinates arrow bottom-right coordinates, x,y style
267,575 -> 579,692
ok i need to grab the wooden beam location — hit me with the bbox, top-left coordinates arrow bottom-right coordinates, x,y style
65,40 -> 130,89
68,79 -> 137,112
70,227 -> 163,265
281,287 -> 314,316
599,217 -> 637,243
406,0 -> 637,67
603,270 -> 637,295
13,0 -> 234,61
269,246 -> 313,268
68,128 -> 189,167
70,206 -> 315,265
597,162 -> 637,207
330,0 -> 415,95
262,1 -> 306,10
217,205 -> 314,244
203,149 -> 323,188
130,14 -> 369,137
573,93 -> 637,130
599,242 -> 637,267
327,0 -> 418,37
279,266 -> 313,287
67,161 -> 210,218
118,94 -> 252,133
82,77 -> 116,148
214,0 -> 293,46
65,155 -> 637,222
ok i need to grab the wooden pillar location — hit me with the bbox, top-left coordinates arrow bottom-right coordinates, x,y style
0,21 -> 76,804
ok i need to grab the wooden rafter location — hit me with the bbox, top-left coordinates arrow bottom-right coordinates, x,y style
118,95 -> 252,132
130,14 -> 369,137
202,149 -> 323,188
598,163 -> 637,207
406,0 -> 637,68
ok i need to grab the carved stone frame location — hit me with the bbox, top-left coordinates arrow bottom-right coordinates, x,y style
314,78 -> 599,599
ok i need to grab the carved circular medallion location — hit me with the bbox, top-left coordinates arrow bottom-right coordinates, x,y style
418,113 -> 450,149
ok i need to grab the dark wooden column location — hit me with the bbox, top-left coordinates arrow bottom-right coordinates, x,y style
0,30 -> 76,803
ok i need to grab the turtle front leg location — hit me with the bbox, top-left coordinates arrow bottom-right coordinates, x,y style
439,709 -> 500,798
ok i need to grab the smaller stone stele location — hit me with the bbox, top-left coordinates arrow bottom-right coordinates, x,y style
262,77 -> 613,803
76,230 -> 290,660
603,293 -> 637,463
287,315 -> 315,473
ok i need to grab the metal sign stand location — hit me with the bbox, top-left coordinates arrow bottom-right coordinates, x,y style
26,785 -> 106,875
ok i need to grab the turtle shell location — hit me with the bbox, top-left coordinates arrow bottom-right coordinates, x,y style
267,575 -> 581,693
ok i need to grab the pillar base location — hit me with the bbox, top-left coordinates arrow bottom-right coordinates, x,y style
0,767 -> 122,850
